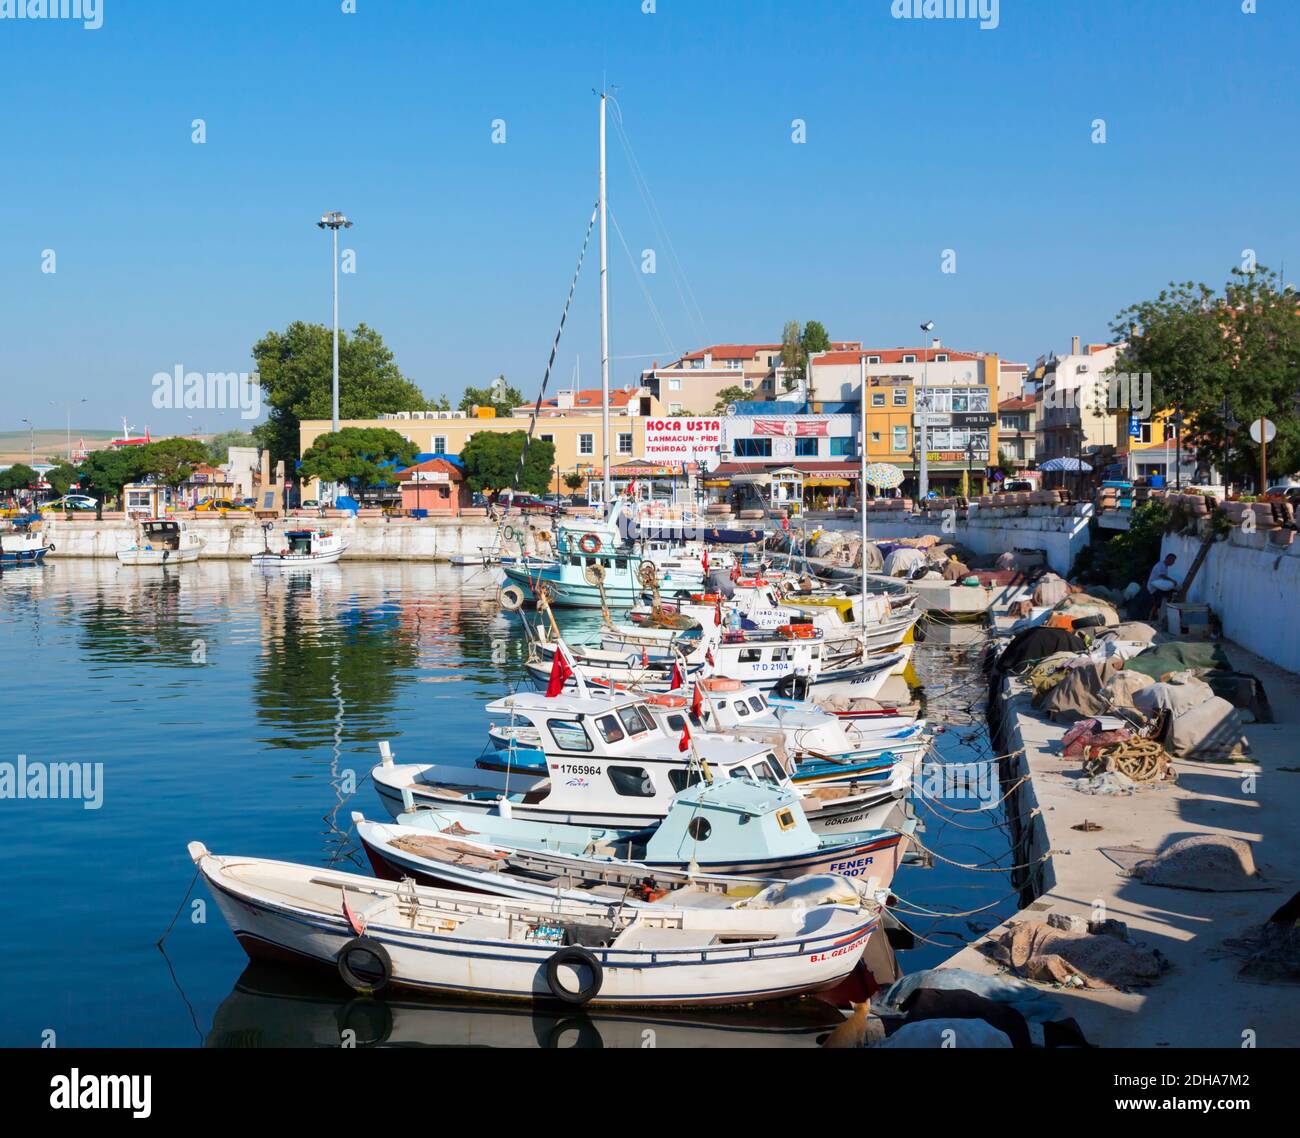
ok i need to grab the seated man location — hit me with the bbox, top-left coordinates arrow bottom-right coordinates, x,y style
1146,553 -> 1179,617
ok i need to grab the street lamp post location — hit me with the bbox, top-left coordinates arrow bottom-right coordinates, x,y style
52,399 -> 87,461
20,418 -> 34,464
918,321 -> 934,500
316,211 -> 353,434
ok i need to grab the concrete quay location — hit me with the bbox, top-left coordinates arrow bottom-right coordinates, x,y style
935,635 -> 1300,1047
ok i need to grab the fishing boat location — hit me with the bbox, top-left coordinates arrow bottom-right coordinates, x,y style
116,517 -> 204,565
189,841 -> 883,1007
372,689 -> 911,833
354,777 -> 907,902
251,528 -> 346,567
0,517 -> 53,565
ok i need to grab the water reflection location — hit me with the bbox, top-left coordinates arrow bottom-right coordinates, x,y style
207,963 -> 844,1049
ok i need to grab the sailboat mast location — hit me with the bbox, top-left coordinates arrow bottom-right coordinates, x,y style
860,355 -> 869,656
599,91 -> 612,511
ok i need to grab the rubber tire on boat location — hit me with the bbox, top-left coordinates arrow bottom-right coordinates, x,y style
337,937 -> 393,994
540,1014 -> 605,1050
499,583 -> 527,612
544,946 -> 603,1006
47,543 -> 56,553
336,997 -> 394,1046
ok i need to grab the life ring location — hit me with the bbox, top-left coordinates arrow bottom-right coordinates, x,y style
579,533 -> 602,554
337,936 -> 393,994
499,584 -> 527,612
544,946 -> 603,1005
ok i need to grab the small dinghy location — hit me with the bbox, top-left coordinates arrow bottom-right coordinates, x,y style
251,528 -> 345,567
117,517 -> 204,566
189,842 -> 882,1007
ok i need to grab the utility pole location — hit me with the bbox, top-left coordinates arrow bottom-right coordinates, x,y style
598,92 -> 612,511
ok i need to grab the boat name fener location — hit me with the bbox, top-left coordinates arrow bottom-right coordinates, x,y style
890,0 -> 999,31
827,854 -> 876,876
0,0 -> 103,30
49,1069 -> 150,1119
150,365 -> 262,420
0,755 -> 104,810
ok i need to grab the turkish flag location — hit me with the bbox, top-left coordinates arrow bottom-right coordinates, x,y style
702,549 -> 709,576
678,722 -> 691,753
714,598 -> 723,627
669,660 -> 684,690
706,647 -> 715,668
781,515 -> 789,531
546,647 -> 573,698
691,682 -> 703,721
642,646 -> 649,667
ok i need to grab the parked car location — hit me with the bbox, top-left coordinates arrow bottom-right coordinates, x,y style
40,494 -> 98,513
299,499 -> 320,509
496,492 -> 558,515
1002,479 -> 1035,493
541,494 -> 568,512
195,498 -> 251,513
1263,485 -> 1300,507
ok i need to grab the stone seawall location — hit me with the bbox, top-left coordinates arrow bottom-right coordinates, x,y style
37,516 -> 522,562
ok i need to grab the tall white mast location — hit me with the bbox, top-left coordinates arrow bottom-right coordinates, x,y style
860,355 -> 869,657
599,92 -> 612,511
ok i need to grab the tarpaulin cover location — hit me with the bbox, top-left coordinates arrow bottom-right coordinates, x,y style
1166,696 -> 1251,761
996,626 -> 1087,674
878,967 -> 1065,1024
1099,669 -> 1156,712
1126,641 -> 1234,680
1036,657 -> 1124,722
1132,677 -> 1216,717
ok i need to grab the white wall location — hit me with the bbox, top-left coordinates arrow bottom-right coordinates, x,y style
1163,530 -> 1300,674
864,507 -> 1093,575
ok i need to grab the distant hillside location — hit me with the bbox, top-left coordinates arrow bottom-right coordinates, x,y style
0,429 -> 134,466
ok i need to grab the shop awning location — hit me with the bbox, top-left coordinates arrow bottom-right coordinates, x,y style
730,472 -> 772,486
804,476 -> 850,487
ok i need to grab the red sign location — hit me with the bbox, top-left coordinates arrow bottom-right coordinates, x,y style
753,419 -> 830,437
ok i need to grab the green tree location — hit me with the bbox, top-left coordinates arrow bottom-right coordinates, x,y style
45,462 -> 80,496
460,431 -> 556,495
0,463 -> 38,499
563,471 -> 585,493
298,428 -> 418,495
137,438 -> 212,490
252,321 -> 428,464
428,394 -> 452,413
801,320 -> 832,356
712,385 -> 750,414
1112,265 -> 1300,489
76,448 -> 145,514
780,319 -> 803,378
458,376 -> 526,418
205,429 -> 259,466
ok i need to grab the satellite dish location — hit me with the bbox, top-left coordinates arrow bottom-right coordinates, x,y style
1250,418 -> 1277,445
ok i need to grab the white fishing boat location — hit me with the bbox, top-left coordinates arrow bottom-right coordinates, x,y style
189,841 -> 883,1007
354,777 -> 907,901
251,528 -> 346,567
0,517 -> 54,565
116,517 -> 204,566
372,689 -> 911,833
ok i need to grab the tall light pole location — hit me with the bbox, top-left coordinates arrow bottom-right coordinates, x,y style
317,211 -> 353,434
918,321 -> 935,500
52,398 -> 86,460
20,418 -> 35,464
597,93 -> 612,511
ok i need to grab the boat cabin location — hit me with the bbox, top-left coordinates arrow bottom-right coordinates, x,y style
642,779 -> 817,866
286,529 -> 331,555
134,519 -> 185,550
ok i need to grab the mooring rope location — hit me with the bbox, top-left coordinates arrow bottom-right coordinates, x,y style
905,828 -> 1063,873
888,883 -> 1024,919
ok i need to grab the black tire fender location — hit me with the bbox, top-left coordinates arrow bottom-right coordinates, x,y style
337,936 -> 393,994
544,946 -> 603,1006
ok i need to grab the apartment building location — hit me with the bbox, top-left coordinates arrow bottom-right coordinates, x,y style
1034,338 -> 1123,466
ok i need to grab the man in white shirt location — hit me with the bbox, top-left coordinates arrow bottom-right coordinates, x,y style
1146,554 -> 1179,616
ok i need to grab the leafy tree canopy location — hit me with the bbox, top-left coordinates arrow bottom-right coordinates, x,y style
712,385 -> 750,414
136,438 -> 212,489
76,448 -> 145,506
298,427 -> 419,491
0,463 -> 38,496
251,321 -> 427,463
205,429 -> 259,466
1113,265 -> 1300,487
801,320 -> 832,356
45,463 -> 80,497
460,431 -> 556,495
459,376 -> 527,418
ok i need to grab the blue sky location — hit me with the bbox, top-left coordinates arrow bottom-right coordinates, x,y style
3,0 -> 1298,435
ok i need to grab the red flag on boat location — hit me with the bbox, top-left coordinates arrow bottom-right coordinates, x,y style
546,647 -> 573,698
641,645 -> 649,667
714,598 -> 723,627
781,515 -> 789,531
691,682 -> 703,721
669,660 -> 684,690
706,647 -> 715,668
702,549 -> 709,576
678,721 -> 691,753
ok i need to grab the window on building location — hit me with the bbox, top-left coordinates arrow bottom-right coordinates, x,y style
669,378 -> 682,391
936,353 -> 949,362
1139,422 -> 1153,443
618,432 -> 633,455
669,403 -> 683,415
892,389 -> 908,406
579,434 -> 594,455
723,359 -> 742,370
892,426 -> 909,452
829,437 -> 853,456
870,431 -> 882,445
867,355 -> 881,364
743,379 -> 754,389
432,436 -> 447,455
903,354 -> 917,364
871,392 -> 886,407
794,437 -> 818,457
689,360 -> 703,370
733,438 -> 773,458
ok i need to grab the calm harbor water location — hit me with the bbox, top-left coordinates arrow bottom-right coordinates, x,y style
0,560 -> 1013,1047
